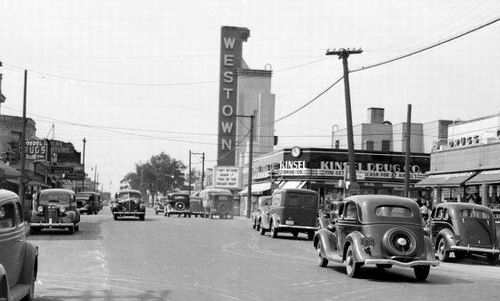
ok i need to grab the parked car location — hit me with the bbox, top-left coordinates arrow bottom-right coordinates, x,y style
259,188 -> 318,240
251,196 -> 272,231
493,209 -> 500,243
189,193 -> 205,218
76,191 -> 101,215
165,193 -> 191,217
314,195 -> 438,280
199,188 -> 234,219
111,189 -> 145,221
0,190 -> 38,301
30,188 -> 80,234
430,203 -> 499,265
154,197 -> 168,215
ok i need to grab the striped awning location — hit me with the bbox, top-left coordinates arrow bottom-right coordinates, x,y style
465,170 -> 500,185
415,172 -> 476,188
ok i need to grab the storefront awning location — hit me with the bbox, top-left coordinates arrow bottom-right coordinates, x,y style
279,180 -> 307,189
415,172 -> 476,188
5,178 -> 19,185
0,162 -> 21,178
465,170 -> 500,185
27,180 -> 49,187
239,182 -> 272,196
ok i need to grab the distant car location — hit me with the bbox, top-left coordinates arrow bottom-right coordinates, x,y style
259,188 -> 319,240
30,188 -> 80,234
76,191 -> 101,215
251,196 -> 272,231
111,189 -> 145,221
154,197 -> 168,215
0,190 -> 38,301
199,188 -> 234,219
165,193 -> 191,217
430,203 -> 499,265
314,195 -> 438,280
189,193 -> 205,218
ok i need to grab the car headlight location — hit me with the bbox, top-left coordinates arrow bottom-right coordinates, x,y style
37,206 -> 43,212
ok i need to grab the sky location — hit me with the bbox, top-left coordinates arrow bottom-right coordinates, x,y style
0,0 -> 499,192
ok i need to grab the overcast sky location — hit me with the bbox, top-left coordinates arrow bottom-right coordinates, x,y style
1,0 -> 499,192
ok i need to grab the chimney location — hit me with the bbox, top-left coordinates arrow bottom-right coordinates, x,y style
367,107 -> 384,124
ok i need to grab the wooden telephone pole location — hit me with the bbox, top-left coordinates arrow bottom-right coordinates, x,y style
326,48 -> 362,195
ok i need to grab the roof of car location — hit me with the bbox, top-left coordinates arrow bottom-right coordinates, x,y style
0,189 -> 19,201
118,189 -> 141,194
435,202 -> 492,212
40,188 -> 75,195
345,194 -> 416,206
345,195 -> 421,224
273,188 -> 318,195
77,191 -> 100,195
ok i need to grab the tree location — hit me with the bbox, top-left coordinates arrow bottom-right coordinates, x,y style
120,152 -> 187,197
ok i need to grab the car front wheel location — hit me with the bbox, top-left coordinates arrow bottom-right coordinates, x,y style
270,222 -> 278,238
413,266 -> 430,281
487,254 -> 499,266
259,221 -> 266,235
345,245 -> 361,278
436,238 -> 449,262
317,241 -> 328,267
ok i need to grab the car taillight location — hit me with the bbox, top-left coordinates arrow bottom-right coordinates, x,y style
37,206 -> 43,212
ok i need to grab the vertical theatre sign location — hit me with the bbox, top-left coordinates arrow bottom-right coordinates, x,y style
217,26 -> 250,166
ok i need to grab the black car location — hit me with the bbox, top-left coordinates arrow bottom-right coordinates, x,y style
165,193 -> 191,217
111,189 -> 146,221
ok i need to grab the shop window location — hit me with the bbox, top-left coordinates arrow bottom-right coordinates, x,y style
382,140 -> 391,152
366,140 -> 374,151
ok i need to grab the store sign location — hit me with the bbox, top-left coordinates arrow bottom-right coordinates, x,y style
217,26 -> 250,166
64,171 -> 85,181
56,152 -> 81,163
213,166 -> 240,189
447,135 -> 480,148
51,166 -> 74,174
316,161 -> 425,180
50,140 -> 74,154
25,140 -> 47,160
280,161 -> 306,169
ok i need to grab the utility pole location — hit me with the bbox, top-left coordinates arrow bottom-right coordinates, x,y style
404,104 -> 412,197
19,70 -> 28,219
235,111 -> 255,218
326,48 -> 362,196
190,151 -> 205,191
188,150 -> 192,195
82,138 -> 86,191
93,165 -> 98,192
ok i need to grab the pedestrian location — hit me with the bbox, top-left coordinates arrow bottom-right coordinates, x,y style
420,201 -> 430,221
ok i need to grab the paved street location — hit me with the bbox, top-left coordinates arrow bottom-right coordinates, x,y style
28,207 -> 499,301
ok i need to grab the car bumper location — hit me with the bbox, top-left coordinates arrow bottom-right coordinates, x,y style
276,225 -> 318,231
451,245 -> 500,254
30,222 -> 75,228
114,212 -> 145,215
364,259 -> 439,267
167,210 -> 189,214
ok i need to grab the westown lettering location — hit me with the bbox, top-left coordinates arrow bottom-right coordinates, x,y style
217,26 -> 249,166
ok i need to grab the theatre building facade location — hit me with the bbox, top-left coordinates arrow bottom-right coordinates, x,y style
245,147 -> 430,210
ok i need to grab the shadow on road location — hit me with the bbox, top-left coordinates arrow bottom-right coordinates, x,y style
36,287 -> 171,301
27,220 -> 103,241
323,265 -> 473,285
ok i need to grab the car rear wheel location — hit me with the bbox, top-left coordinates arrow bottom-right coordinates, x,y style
487,254 -> 499,266
68,226 -> 75,234
307,231 -> 314,241
345,245 -> 361,278
75,224 -> 79,232
270,222 -> 278,238
413,266 -> 430,281
292,231 -> 298,239
113,214 -> 118,221
139,215 -> 145,221
454,251 -> 466,260
317,241 -> 328,267
436,238 -> 449,262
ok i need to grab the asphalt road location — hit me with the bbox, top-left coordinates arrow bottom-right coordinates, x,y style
27,207 -> 500,301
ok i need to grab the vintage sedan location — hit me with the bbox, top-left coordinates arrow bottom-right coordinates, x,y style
252,196 -> 272,231
111,189 -> 146,221
0,190 -> 38,301
30,188 -> 80,234
260,188 -> 319,240
493,209 -> 500,243
314,195 -> 438,280
76,191 -> 101,215
154,197 -> 168,215
189,193 -> 205,218
430,203 -> 499,265
165,193 -> 191,217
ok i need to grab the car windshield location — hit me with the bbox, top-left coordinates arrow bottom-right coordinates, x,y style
118,192 -> 141,201
375,206 -> 413,218
217,195 -> 231,201
461,209 -> 490,219
39,192 -> 72,205
170,195 -> 189,201
286,194 -> 316,208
